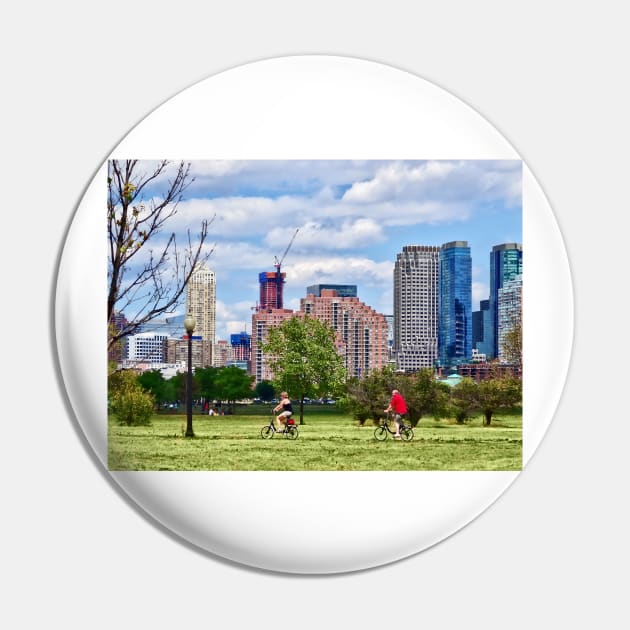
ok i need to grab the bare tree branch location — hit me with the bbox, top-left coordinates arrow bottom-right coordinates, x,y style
107,159 -> 213,350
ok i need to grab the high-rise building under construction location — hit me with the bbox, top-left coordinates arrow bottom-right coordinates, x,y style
258,271 -> 286,310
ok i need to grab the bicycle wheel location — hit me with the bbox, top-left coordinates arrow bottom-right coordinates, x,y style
261,425 -> 274,439
374,425 -> 388,441
285,425 -> 298,440
400,426 -> 414,441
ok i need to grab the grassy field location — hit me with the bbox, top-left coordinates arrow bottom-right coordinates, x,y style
108,406 -> 522,471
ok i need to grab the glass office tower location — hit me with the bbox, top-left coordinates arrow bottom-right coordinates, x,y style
473,299 -> 493,357
306,284 -> 357,298
438,241 -> 472,367
489,243 -> 523,358
498,274 -> 522,363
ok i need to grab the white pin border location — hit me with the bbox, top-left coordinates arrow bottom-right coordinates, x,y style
55,56 -> 573,574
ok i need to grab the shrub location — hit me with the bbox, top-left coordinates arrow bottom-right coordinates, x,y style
109,370 -> 154,426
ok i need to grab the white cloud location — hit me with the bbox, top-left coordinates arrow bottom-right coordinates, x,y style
128,161 -> 521,245
342,160 -> 521,210
165,160 -> 522,244
343,161 -> 457,203
265,218 -> 385,252
368,200 -> 470,226
216,299 -> 255,321
189,161 -> 245,178
170,195 -> 311,238
187,160 -> 392,194
210,241 -> 274,271
215,300 -> 256,341
285,256 -> 392,289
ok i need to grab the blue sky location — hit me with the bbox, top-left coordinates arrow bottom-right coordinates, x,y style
131,160 -> 522,341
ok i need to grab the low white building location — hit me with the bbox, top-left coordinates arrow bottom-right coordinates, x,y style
119,359 -> 186,378
126,332 -> 169,363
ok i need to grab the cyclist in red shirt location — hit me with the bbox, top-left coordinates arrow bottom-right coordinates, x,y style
385,389 -> 408,438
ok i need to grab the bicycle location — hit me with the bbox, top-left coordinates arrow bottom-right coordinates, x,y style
374,412 -> 414,442
260,409 -> 299,440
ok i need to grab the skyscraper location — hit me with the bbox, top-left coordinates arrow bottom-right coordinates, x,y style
393,245 -> 440,371
301,289 -> 389,378
489,243 -> 523,358
498,274 -> 522,364
438,241 -> 472,367
185,262 -> 216,366
473,299 -> 493,357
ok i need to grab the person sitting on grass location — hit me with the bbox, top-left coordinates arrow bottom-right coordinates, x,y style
273,392 -> 294,428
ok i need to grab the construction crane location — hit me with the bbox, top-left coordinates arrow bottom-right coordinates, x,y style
273,227 -> 299,309
274,227 -> 300,273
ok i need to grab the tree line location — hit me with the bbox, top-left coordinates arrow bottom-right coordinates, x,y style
260,314 -> 521,427
109,315 -> 521,429
342,365 -> 521,427
108,365 -> 255,426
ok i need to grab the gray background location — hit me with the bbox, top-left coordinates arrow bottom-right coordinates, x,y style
2,1 -> 627,628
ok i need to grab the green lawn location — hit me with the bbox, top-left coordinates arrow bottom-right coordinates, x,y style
108,407 -> 522,471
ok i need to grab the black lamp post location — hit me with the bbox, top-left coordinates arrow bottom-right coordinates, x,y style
184,312 -> 196,437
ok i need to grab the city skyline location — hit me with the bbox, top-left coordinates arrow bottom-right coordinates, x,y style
121,160 -> 522,341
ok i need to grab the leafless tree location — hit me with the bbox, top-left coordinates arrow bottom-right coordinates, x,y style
107,160 -> 212,350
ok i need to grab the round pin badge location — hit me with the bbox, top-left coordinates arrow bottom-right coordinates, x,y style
55,55 -> 573,574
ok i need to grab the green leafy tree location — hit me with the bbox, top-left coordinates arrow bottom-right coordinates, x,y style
215,366 -> 255,414
169,372 -> 187,405
261,315 -> 346,424
107,160 -> 212,351
343,365 -> 395,425
478,376 -> 522,426
450,377 -> 480,424
137,369 -> 168,407
108,370 -> 154,426
404,369 -> 451,427
342,367 -> 451,427
161,377 -> 178,405
195,366 -> 220,406
253,380 -> 276,402
450,376 -> 522,426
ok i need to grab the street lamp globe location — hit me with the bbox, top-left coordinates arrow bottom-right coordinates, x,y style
184,313 -> 196,335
